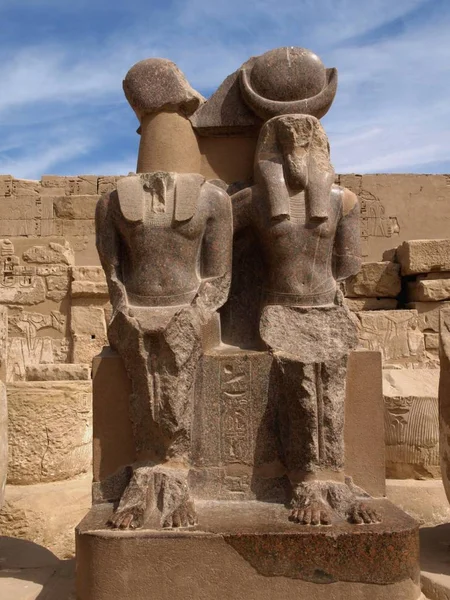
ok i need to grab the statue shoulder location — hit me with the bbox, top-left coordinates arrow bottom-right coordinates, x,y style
332,184 -> 359,216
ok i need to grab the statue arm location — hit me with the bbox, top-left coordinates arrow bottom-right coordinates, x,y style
333,189 -> 362,281
95,193 -> 127,316
231,187 -> 253,233
193,187 -> 233,318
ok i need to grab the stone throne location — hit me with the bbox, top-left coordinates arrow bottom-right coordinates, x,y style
76,48 -> 423,600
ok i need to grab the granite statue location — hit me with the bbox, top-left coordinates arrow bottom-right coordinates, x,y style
232,114 -> 380,524
96,171 -> 232,528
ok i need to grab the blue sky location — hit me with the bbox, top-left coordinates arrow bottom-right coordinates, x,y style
0,0 -> 449,179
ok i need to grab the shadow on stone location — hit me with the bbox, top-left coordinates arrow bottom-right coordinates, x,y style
0,537 -> 75,600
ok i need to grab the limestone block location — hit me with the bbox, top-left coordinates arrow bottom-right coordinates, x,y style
70,306 -> 107,364
408,273 -> 450,302
407,301 -> 450,332
53,195 -> 99,220
23,241 -> 74,266
41,175 -> 69,195
12,179 -> 40,197
98,176 -> 119,196
7,380 -> 92,485
0,382 -> 7,510
0,174 -> 13,196
71,267 -> 108,298
386,479 -> 450,526
60,219 -> 95,236
0,305 -> 8,382
73,176 -> 98,196
425,333 -> 439,350
46,272 -> 70,302
384,369 -> 440,479
0,276 -> 46,305
345,261 -> 401,298
344,297 -> 398,311
397,239 -> 450,275
0,475 -> 91,558
356,310 -> 425,366
25,364 -> 90,381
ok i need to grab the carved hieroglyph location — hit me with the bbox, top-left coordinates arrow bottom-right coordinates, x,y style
96,172 -> 232,528
232,114 -> 379,525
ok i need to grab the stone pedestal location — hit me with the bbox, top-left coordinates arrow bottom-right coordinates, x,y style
76,499 -> 421,600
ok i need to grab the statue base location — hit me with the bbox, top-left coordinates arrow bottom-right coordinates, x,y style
76,499 -> 421,600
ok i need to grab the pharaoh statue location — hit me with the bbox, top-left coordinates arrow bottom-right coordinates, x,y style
96,172 -> 232,529
232,114 -> 380,525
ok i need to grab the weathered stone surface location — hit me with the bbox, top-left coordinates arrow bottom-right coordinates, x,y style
53,195 -> 99,220
425,333 -> 439,350
123,58 -> 204,120
0,276 -> 46,306
407,301 -> 450,333
0,305 -> 8,382
439,307 -> 450,504
356,310 -> 425,366
386,479 -> 450,526
71,266 -> 108,297
384,369 -> 439,479
0,475 -> 91,559
98,176 -> 120,196
0,382 -> 7,510
76,500 -> 421,600
344,297 -> 398,311
397,238 -> 450,275
345,261 -> 401,298
408,272 -> 450,302
25,363 -> 90,381
96,173 -> 232,530
23,241 -> 74,265
239,47 -> 338,121
70,306 -> 107,364
420,523 -> 450,600
7,381 -> 92,485
45,272 -> 70,302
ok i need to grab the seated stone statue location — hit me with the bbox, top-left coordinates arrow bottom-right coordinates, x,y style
233,114 -> 380,525
96,171 -> 232,529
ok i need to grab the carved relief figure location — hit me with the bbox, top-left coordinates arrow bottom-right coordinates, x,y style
233,114 -> 380,525
96,171 -> 232,529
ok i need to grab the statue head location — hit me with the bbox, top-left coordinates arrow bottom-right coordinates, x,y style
255,114 -> 334,222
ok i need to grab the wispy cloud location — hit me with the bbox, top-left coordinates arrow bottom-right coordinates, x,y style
0,0 -> 448,177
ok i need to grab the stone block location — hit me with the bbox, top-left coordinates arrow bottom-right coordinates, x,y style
98,176 -> 119,196
45,272 -> 70,302
0,382 -> 7,510
70,306 -> 107,364
71,267 -> 108,298
12,179 -> 40,197
397,239 -> 450,275
25,364 -> 90,381
76,500 -> 421,600
0,174 -> 13,196
53,195 -> 99,220
345,261 -> 401,298
407,301 -> 450,333
0,276 -> 46,306
420,523 -> 450,600
356,310 -> 425,366
0,476 -> 91,559
7,380 -> 92,485
439,307 -> 450,505
22,241 -> 74,265
424,333 -> 439,350
59,219 -> 95,236
344,297 -> 397,311
386,479 -> 450,527
384,369 -> 439,479
408,273 -> 450,302
74,176 -> 98,196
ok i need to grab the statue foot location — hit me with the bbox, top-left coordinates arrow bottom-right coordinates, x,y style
290,482 -> 334,526
108,462 -> 197,530
347,501 -> 381,525
108,465 -> 152,530
154,463 -> 197,529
